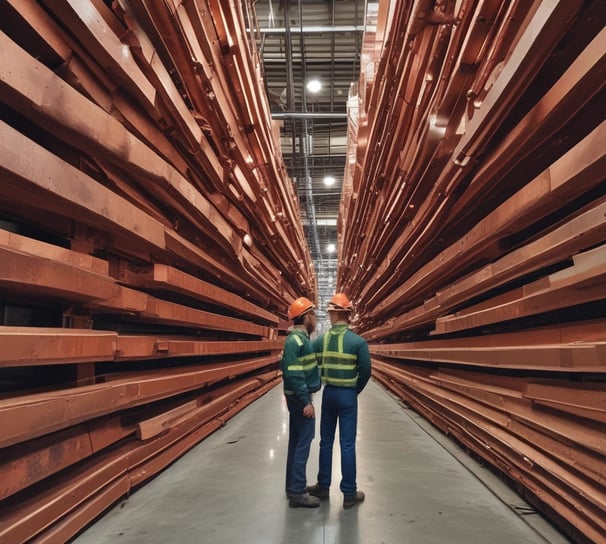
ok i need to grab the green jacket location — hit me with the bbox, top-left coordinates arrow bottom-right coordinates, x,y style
313,324 -> 371,393
280,328 -> 321,404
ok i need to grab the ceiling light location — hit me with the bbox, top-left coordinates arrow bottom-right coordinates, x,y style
327,243 -> 336,253
306,79 -> 322,93
323,175 -> 335,186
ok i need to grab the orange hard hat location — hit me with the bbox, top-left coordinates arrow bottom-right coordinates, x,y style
288,297 -> 316,320
327,292 -> 353,312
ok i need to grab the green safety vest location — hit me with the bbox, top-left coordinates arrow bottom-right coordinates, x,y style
320,327 -> 358,388
288,333 -> 319,373
281,329 -> 321,401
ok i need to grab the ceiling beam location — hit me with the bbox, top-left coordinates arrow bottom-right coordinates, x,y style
272,112 -> 348,119
258,25 -> 364,34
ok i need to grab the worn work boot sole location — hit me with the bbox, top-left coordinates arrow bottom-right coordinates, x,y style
306,483 -> 330,499
343,491 -> 365,509
289,492 -> 320,508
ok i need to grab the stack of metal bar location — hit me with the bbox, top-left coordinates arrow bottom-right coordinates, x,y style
340,1 -> 605,543
0,1 -> 314,541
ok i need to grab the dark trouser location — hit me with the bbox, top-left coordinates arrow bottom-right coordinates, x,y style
285,395 -> 315,495
317,386 -> 358,496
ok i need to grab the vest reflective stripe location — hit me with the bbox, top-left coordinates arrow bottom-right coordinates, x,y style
322,362 -> 357,370
321,328 -> 358,387
323,328 -> 346,354
322,351 -> 356,361
289,360 -> 318,372
281,329 -> 321,402
325,376 -> 357,386
299,353 -> 317,362
289,344 -> 317,371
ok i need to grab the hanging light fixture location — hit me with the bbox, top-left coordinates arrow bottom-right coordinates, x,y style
306,78 -> 322,93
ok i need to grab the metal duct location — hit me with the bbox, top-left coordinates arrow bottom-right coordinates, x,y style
272,112 -> 348,119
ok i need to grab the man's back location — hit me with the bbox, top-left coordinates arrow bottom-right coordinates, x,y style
314,324 -> 371,394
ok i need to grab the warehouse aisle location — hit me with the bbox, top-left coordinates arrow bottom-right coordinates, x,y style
71,381 -> 569,544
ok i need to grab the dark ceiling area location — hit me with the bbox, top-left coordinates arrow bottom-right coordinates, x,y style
251,0 -> 369,312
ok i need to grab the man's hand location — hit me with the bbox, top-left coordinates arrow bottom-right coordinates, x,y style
303,403 -> 315,418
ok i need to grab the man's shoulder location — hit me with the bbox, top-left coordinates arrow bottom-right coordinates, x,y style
343,328 -> 362,339
287,329 -> 311,345
344,329 -> 368,345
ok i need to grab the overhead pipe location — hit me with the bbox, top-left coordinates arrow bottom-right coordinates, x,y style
297,0 -> 322,265
283,0 -> 297,158
258,25 -> 364,33
272,111 -> 348,119
329,0 -> 336,139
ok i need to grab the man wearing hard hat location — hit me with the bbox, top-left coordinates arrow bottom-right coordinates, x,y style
307,293 -> 371,509
281,297 -> 322,508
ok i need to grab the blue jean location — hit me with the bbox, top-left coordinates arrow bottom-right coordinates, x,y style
317,386 -> 358,496
285,395 -> 315,495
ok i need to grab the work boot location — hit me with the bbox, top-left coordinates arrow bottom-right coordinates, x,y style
289,492 -> 320,508
343,491 -> 365,509
306,483 -> 330,499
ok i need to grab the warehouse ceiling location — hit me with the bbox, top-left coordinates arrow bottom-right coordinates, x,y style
251,0 -> 369,311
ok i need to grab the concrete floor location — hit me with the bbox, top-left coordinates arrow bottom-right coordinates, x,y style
71,381 -> 571,544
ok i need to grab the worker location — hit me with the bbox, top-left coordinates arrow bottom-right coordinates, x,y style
307,293 -> 371,509
281,296 -> 322,508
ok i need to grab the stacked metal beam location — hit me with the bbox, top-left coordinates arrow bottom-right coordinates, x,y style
340,1 -> 605,543
0,1 -> 314,541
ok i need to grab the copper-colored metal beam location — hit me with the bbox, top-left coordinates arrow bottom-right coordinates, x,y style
0,327 -> 116,367
0,1 -> 309,539
0,355 -> 277,448
340,4 -> 605,540
366,119 -> 606,324
524,381 -> 606,424
365,200 -> 606,340
434,244 -> 606,334
0,229 -> 109,275
1,1 -> 604,541
0,376 -> 279,544
0,326 -> 282,368
0,416 -> 133,502
372,361 -> 606,541
120,264 -> 279,324
0,120 -> 166,249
